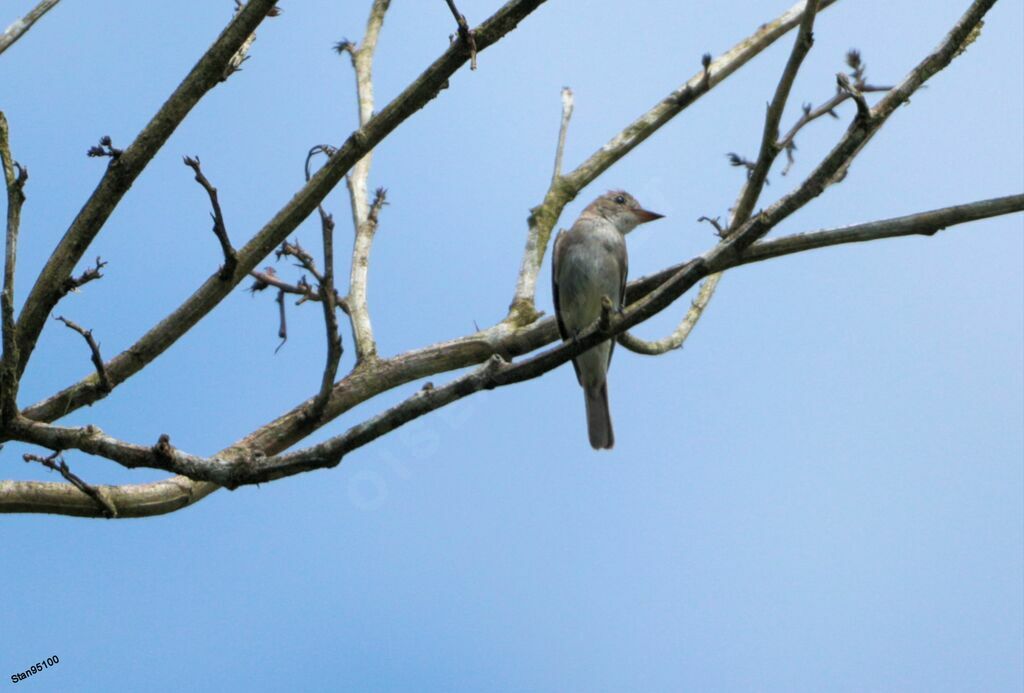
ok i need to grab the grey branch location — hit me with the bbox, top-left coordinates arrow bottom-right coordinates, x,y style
730,0 -> 820,231
18,0 -> 546,430
224,1 -> 282,80
22,451 -> 116,518
0,0 -> 1004,517
342,0 -> 391,364
617,275 -> 720,355
11,0 -> 282,384
444,0 -> 477,70
0,0 -> 62,56
551,87 -> 574,183
657,0 -> 818,362
1,111 -> 27,419
778,51 -> 891,176
8,193 -> 1018,492
55,317 -> 111,393
184,156 -> 238,280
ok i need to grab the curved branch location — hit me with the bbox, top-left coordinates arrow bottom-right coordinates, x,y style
618,273 -> 721,355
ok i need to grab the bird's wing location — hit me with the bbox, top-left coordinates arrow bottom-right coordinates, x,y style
607,235 -> 628,368
552,227 -> 584,384
551,228 -> 569,341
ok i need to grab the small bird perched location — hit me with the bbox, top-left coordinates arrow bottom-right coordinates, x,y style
552,191 -> 664,449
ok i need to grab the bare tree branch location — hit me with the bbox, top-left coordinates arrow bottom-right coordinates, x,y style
0,0 -> 62,56
22,451 -> 116,518
444,0 -> 478,70
340,0 -> 391,364
12,0 -> 282,381
8,193 -> 1018,495
184,156 -> 238,280
551,87 -> 574,183
60,257 -> 107,296
778,50 -> 890,176
14,0 -> 550,428
1,111 -> 27,420
224,1 -> 282,80
311,208 -> 341,419
0,0 -> 1004,517
507,0 -> 839,324
731,0 -> 820,230
55,316 -> 111,393
630,0 -> 820,357
617,274 -> 721,355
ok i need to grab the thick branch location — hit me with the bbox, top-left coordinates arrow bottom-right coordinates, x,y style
13,0 -> 281,380
223,1 -> 282,81
1,111 -> 27,419
0,0 -> 62,56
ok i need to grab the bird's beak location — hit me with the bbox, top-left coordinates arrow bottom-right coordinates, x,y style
634,208 -> 665,223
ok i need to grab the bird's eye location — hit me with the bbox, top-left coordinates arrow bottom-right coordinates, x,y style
614,195 -> 626,205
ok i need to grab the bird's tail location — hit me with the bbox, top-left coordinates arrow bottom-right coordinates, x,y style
583,381 -> 614,450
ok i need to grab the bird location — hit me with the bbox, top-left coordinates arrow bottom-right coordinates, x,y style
552,190 -> 664,449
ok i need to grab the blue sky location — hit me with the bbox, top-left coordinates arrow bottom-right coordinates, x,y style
1,1 -> 1021,691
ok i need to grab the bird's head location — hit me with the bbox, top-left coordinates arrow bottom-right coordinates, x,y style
583,190 -> 664,234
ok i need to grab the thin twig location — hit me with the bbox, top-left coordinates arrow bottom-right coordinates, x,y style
183,156 -> 237,280
248,268 -> 349,312
778,50 -> 891,175
444,0 -> 477,69
12,0 -> 281,383
638,1 -> 821,360
311,203 -> 341,421
731,0 -> 820,231
274,288 -> 286,353
55,317 -> 111,393
277,238 -> 324,284
223,1 -> 282,81
23,451 -> 116,518
551,87 -> 574,184
59,257 -> 107,297
697,215 -> 726,238
0,0 -> 63,56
